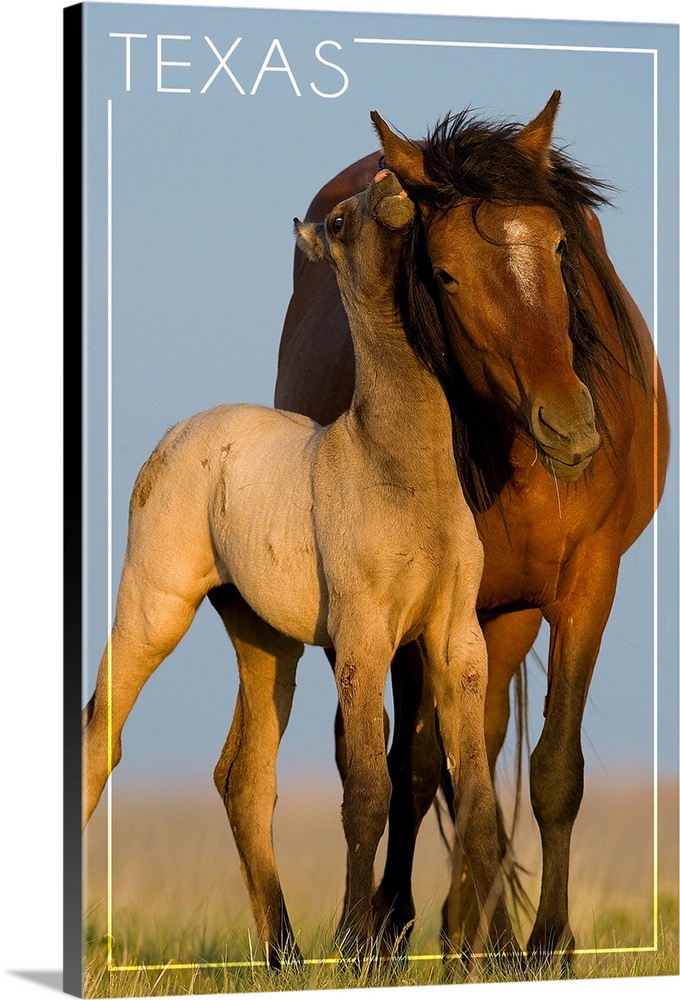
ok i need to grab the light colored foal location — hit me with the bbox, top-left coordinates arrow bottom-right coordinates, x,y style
82,170 -> 511,966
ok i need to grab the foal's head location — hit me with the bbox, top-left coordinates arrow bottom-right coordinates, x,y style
294,169 -> 415,316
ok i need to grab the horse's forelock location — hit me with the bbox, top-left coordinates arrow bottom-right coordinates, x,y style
422,110 -> 553,207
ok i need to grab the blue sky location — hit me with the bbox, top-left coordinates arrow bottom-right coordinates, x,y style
78,2 -> 678,793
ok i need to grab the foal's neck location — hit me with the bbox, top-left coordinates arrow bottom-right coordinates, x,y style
344,298 -> 455,485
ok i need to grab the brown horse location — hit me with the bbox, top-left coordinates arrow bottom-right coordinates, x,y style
274,92 -> 670,961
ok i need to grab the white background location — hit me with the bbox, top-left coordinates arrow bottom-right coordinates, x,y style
0,2 -> 676,1000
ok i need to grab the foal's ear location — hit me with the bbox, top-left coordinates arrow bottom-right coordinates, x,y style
514,90 -> 561,171
370,111 -> 430,191
375,193 -> 415,231
294,218 -> 327,262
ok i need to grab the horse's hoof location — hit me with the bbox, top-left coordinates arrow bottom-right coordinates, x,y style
371,887 -> 414,964
335,949 -> 377,980
526,925 -> 575,977
484,942 -> 527,979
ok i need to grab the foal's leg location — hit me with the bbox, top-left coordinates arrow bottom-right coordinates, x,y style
330,649 -> 391,783
331,615 -> 393,958
372,641 -> 440,956
209,587 -> 304,969
82,568 -> 199,827
423,604 -> 516,960
442,608 -> 543,949
329,646 -> 394,944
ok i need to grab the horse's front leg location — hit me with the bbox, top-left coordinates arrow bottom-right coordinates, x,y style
526,545 -> 620,968
209,586 -> 304,970
331,613 -> 393,961
372,641 -> 441,956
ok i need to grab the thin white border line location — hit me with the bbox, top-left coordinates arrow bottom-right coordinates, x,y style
106,96 -> 114,967
353,38 -> 657,54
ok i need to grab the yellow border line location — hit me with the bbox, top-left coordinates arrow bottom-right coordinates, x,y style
106,944 -> 661,974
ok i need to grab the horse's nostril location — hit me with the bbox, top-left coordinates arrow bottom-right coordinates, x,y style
537,406 -> 569,442
533,399 -> 601,467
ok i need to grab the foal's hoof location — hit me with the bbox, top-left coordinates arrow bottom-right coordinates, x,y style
335,928 -> 390,980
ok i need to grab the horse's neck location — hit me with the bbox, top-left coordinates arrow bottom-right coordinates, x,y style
345,311 -> 456,485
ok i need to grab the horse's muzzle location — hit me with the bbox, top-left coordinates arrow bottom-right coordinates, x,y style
531,387 -> 602,482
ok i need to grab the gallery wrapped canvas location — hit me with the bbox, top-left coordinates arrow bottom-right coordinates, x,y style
65,1 -> 679,996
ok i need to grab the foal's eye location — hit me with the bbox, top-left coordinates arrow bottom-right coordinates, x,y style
556,238 -> 567,256
434,267 -> 458,287
331,215 -> 345,236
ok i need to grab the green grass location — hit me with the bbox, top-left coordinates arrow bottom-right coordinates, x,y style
82,778 -> 679,996
83,896 -> 679,997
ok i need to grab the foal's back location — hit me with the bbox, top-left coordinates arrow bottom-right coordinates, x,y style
129,401 -> 334,646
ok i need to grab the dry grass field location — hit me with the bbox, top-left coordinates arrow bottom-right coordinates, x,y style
83,773 -> 678,995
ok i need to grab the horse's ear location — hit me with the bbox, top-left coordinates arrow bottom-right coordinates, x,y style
514,90 -> 561,171
294,218 -> 327,262
370,111 -> 430,190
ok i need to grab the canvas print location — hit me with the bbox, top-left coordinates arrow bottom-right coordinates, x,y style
65,1 -> 679,996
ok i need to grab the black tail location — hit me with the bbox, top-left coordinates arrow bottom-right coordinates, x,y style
497,657 -> 534,923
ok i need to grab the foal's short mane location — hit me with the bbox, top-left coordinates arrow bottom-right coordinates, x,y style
397,108 -> 647,510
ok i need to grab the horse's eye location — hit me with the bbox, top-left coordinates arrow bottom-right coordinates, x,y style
434,267 -> 458,286
331,215 -> 345,236
556,238 -> 567,255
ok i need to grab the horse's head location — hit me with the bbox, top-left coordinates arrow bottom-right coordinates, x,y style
294,169 -> 415,312
371,94 -> 603,482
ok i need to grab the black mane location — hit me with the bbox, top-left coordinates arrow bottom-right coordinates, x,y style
397,108 -> 646,511
419,109 -> 608,210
